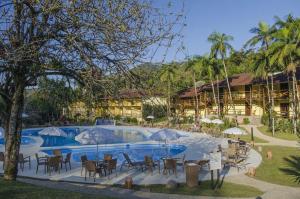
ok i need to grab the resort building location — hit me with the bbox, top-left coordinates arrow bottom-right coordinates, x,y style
173,68 -> 300,122
68,89 -> 166,122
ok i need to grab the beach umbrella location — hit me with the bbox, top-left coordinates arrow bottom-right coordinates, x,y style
211,119 -> 224,125
75,127 -> 117,145
149,128 -> 181,141
200,118 -> 212,124
222,127 -> 246,135
38,127 -> 68,137
22,113 -> 29,118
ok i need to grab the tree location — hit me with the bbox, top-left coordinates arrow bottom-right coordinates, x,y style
208,32 -> 237,125
245,21 -> 276,134
269,15 -> 300,134
185,57 -> 201,123
0,0 -> 181,180
160,62 -> 177,125
200,56 -> 221,117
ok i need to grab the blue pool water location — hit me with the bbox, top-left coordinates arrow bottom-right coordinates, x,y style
0,136 -> 35,145
17,126 -> 151,147
41,144 -> 187,162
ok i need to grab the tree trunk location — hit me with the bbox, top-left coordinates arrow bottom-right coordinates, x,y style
217,76 -> 221,117
4,81 -> 25,181
265,77 -> 272,129
222,59 -> 237,126
210,79 -> 219,117
193,72 -> 199,124
167,76 -> 171,126
292,72 -> 297,134
270,74 -> 275,136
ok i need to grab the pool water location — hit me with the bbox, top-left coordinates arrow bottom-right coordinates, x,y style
41,144 -> 187,162
0,136 -> 36,145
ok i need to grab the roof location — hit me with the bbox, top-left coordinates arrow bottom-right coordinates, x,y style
103,89 -> 163,100
177,67 -> 300,99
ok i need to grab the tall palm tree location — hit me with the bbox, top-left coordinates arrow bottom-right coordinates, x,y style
198,56 -> 221,117
269,16 -> 300,134
245,21 -> 276,134
185,57 -> 201,123
160,62 -> 177,125
208,32 -> 237,125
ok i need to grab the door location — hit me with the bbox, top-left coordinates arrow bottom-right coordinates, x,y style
280,103 -> 289,118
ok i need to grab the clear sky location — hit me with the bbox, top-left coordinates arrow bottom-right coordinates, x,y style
154,0 -> 300,62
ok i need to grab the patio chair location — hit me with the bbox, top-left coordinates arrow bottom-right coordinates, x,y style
0,152 -> 4,169
35,153 -> 48,174
105,158 -> 117,178
144,156 -> 159,174
120,153 -> 145,171
80,155 -> 88,176
19,153 -> 31,172
163,158 -> 177,176
104,154 -> 112,162
176,154 -> 186,171
47,156 -> 61,175
62,152 -> 72,171
53,149 -> 63,168
85,160 -> 104,182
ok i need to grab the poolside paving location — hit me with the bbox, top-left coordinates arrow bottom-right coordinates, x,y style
0,132 -> 261,185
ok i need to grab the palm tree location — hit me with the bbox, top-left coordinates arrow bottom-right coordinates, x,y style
269,16 -> 300,134
245,21 -> 276,134
197,56 -> 221,117
160,62 -> 177,125
208,32 -> 237,125
185,57 -> 201,123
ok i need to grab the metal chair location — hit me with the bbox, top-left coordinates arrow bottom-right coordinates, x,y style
19,153 -> 31,172
35,153 -> 47,174
62,152 -> 72,171
80,155 -> 88,176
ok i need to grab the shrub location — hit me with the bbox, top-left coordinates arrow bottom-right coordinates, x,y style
243,118 -> 250,124
261,113 -> 269,126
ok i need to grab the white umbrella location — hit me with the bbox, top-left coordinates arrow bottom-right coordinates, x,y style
149,128 -> 181,141
200,118 -> 212,124
211,119 -> 224,125
38,127 -> 68,137
22,113 -> 29,118
75,127 -> 117,145
222,127 -> 246,135
0,127 -> 4,137
146,115 -> 154,119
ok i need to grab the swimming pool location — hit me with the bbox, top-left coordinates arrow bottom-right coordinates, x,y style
0,136 -> 36,145
41,144 -> 187,162
18,126 -> 157,147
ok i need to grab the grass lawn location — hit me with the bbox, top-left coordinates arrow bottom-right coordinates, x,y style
0,178 -> 114,199
257,126 -> 299,141
115,181 -> 263,198
254,145 -> 300,187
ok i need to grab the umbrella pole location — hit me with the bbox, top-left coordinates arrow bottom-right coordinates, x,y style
96,142 -> 99,162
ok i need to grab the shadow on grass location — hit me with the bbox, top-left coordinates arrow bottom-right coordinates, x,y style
280,155 -> 300,184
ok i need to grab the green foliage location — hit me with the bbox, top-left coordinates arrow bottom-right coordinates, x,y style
274,118 -> 293,133
243,118 -> 250,124
261,113 -> 270,126
24,77 -> 75,126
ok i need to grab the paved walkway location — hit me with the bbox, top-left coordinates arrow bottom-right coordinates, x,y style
241,125 -> 299,147
226,174 -> 300,199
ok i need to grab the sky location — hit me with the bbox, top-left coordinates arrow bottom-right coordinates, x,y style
154,0 -> 300,62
